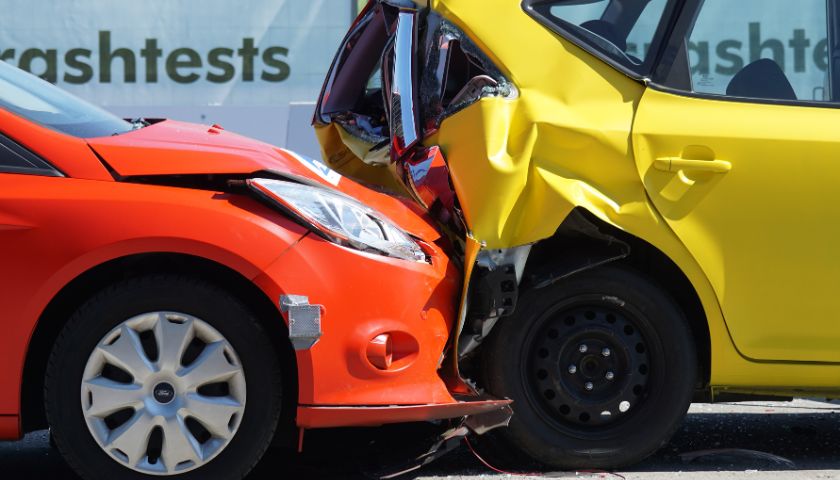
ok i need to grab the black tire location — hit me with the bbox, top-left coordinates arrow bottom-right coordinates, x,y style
45,275 -> 283,480
483,265 -> 697,469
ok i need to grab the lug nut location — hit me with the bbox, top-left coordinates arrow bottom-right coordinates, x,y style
579,344 -> 588,353
568,365 -> 577,374
605,371 -> 615,381
601,347 -> 611,357
585,382 -> 594,391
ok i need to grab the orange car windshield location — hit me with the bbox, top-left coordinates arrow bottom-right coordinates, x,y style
0,61 -> 133,138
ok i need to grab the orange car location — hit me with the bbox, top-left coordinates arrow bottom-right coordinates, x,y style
0,61 -> 508,480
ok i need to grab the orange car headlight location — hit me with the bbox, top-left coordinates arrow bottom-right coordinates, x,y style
248,178 -> 427,263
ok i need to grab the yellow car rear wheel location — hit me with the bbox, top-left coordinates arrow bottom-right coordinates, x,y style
482,265 -> 697,469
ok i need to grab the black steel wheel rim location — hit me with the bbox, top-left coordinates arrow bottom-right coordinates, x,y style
522,297 -> 652,432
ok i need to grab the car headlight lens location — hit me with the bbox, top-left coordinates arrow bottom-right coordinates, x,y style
248,178 -> 427,262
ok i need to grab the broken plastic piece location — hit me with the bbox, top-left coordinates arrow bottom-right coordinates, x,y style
464,402 -> 514,435
373,425 -> 470,479
370,402 -> 513,479
296,398 -> 511,428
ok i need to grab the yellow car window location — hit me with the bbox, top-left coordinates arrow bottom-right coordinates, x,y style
685,0 -> 829,102
626,0 -> 668,59
526,0 -> 674,73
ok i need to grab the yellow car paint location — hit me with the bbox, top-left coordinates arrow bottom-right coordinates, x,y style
634,87 -> 840,364
428,0 -> 840,394
445,234 -> 483,393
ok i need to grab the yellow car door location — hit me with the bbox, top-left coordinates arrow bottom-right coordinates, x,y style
633,0 -> 840,362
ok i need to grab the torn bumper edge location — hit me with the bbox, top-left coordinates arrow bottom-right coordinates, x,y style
280,295 -> 323,350
296,398 -> 513,429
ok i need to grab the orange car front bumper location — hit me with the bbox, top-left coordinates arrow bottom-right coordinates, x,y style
254,232 -> 507,428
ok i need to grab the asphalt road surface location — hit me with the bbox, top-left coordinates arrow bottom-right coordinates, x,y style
2,400 -> 840,479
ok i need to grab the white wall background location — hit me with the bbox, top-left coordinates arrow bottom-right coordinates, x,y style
0,0 -> 356,157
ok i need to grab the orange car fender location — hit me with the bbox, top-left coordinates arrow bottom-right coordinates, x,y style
25,236 -> 289,328
0,176 -> 309,421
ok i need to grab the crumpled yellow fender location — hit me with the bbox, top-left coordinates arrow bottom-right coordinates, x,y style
427,0 -> 646,250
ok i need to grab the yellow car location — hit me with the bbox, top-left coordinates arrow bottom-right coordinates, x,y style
315,0 -> 838,470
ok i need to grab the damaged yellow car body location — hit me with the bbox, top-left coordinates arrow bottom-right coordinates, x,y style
432,0 -> 840,381
316,0 -> 840,469
426,1 -> 763,388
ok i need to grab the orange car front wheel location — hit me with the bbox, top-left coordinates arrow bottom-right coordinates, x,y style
44,275 -> 283,480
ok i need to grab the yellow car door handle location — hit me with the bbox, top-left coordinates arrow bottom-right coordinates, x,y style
654,157 -> 732,174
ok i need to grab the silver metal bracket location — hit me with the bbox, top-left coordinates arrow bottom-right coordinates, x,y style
280,295 -> 323,351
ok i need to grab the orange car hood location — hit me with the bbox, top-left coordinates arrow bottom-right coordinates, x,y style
87,120 -> 442,243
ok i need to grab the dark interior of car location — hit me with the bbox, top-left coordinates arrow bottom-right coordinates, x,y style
726,58 -> 797,100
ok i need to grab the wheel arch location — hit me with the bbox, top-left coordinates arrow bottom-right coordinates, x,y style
520,208 -> 711,388
21,252 -> 298,442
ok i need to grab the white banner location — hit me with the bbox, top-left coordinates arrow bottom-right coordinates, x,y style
0,0 -> 354,107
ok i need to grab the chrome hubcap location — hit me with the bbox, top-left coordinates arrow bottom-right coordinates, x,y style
81,312 -> 246,475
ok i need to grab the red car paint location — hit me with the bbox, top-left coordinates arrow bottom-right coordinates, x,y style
0,106 -> 500,439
